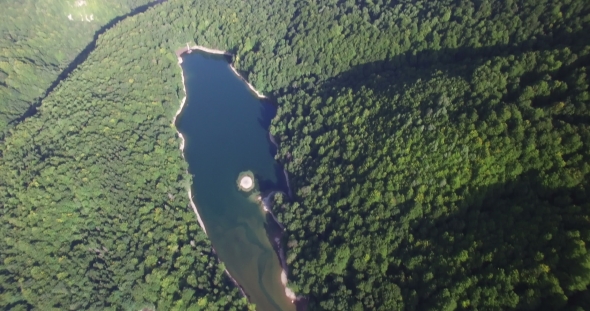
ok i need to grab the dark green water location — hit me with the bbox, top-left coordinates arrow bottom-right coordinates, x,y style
176,52 -> 295,311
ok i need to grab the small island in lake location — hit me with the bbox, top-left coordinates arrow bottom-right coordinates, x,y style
237,170 -> 256,192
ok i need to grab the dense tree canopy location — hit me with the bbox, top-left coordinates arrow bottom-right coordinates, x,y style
269,0 -> 590,308
1,0 -> 589,310
273,46 -> 590,310
0,0 -> 154,135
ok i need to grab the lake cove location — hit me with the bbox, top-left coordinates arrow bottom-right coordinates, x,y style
175,52 -> 296,311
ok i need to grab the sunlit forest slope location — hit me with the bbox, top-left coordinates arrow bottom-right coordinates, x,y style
1,0 -> 589,310
0,0 -> 155,135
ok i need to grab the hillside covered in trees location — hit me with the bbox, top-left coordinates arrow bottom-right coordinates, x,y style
0,0 -> 156,135
1,0 -> 589,310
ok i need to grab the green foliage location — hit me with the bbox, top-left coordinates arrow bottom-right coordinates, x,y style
271,1 -> 590,309
1,0 -> 590,310
0,0 -> 153,135
0,1 -> 263,309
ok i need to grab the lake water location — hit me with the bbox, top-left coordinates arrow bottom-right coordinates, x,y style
176,52 -> 295,311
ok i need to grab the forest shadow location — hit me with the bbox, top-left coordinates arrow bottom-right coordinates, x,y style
256,174 -> 277,194
315,28 -> 589,98
297,27 -> 590,185
257,102 -> 279,158
8,0 -> 167,127
299,27 -> 590,310
394,169 -> 590,309
255,165 -> 289,197
255,101 -> 291,196
257,100 -> 278,131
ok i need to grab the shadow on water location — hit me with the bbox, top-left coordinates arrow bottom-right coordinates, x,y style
274,165 -> 290,195
258,102 -> 280,152
8,0 -> 167,128
255,102 -> 291,195
256,174 -> 277,194
185,50 -> 233,63
255,168 -> 289,196
257,100 -> 278,130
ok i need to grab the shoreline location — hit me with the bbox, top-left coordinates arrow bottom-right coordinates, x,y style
174,46 -> 298,306
171,64 -> 207,233
173,52 -> 249,300
265,130 -> 298,302
260,191 -> 298,302
269,131 -> 294,198
177,45 -> 267,99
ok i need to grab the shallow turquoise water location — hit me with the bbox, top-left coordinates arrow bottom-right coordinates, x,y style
176,52 -> 294,311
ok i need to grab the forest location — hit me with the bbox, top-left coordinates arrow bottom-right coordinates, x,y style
1,0 -> 589,310
0,0 -> 156,137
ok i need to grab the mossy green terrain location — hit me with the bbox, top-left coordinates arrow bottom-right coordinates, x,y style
0,0 -> 154,134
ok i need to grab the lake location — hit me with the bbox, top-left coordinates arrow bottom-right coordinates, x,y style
176,52 -> 296,311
